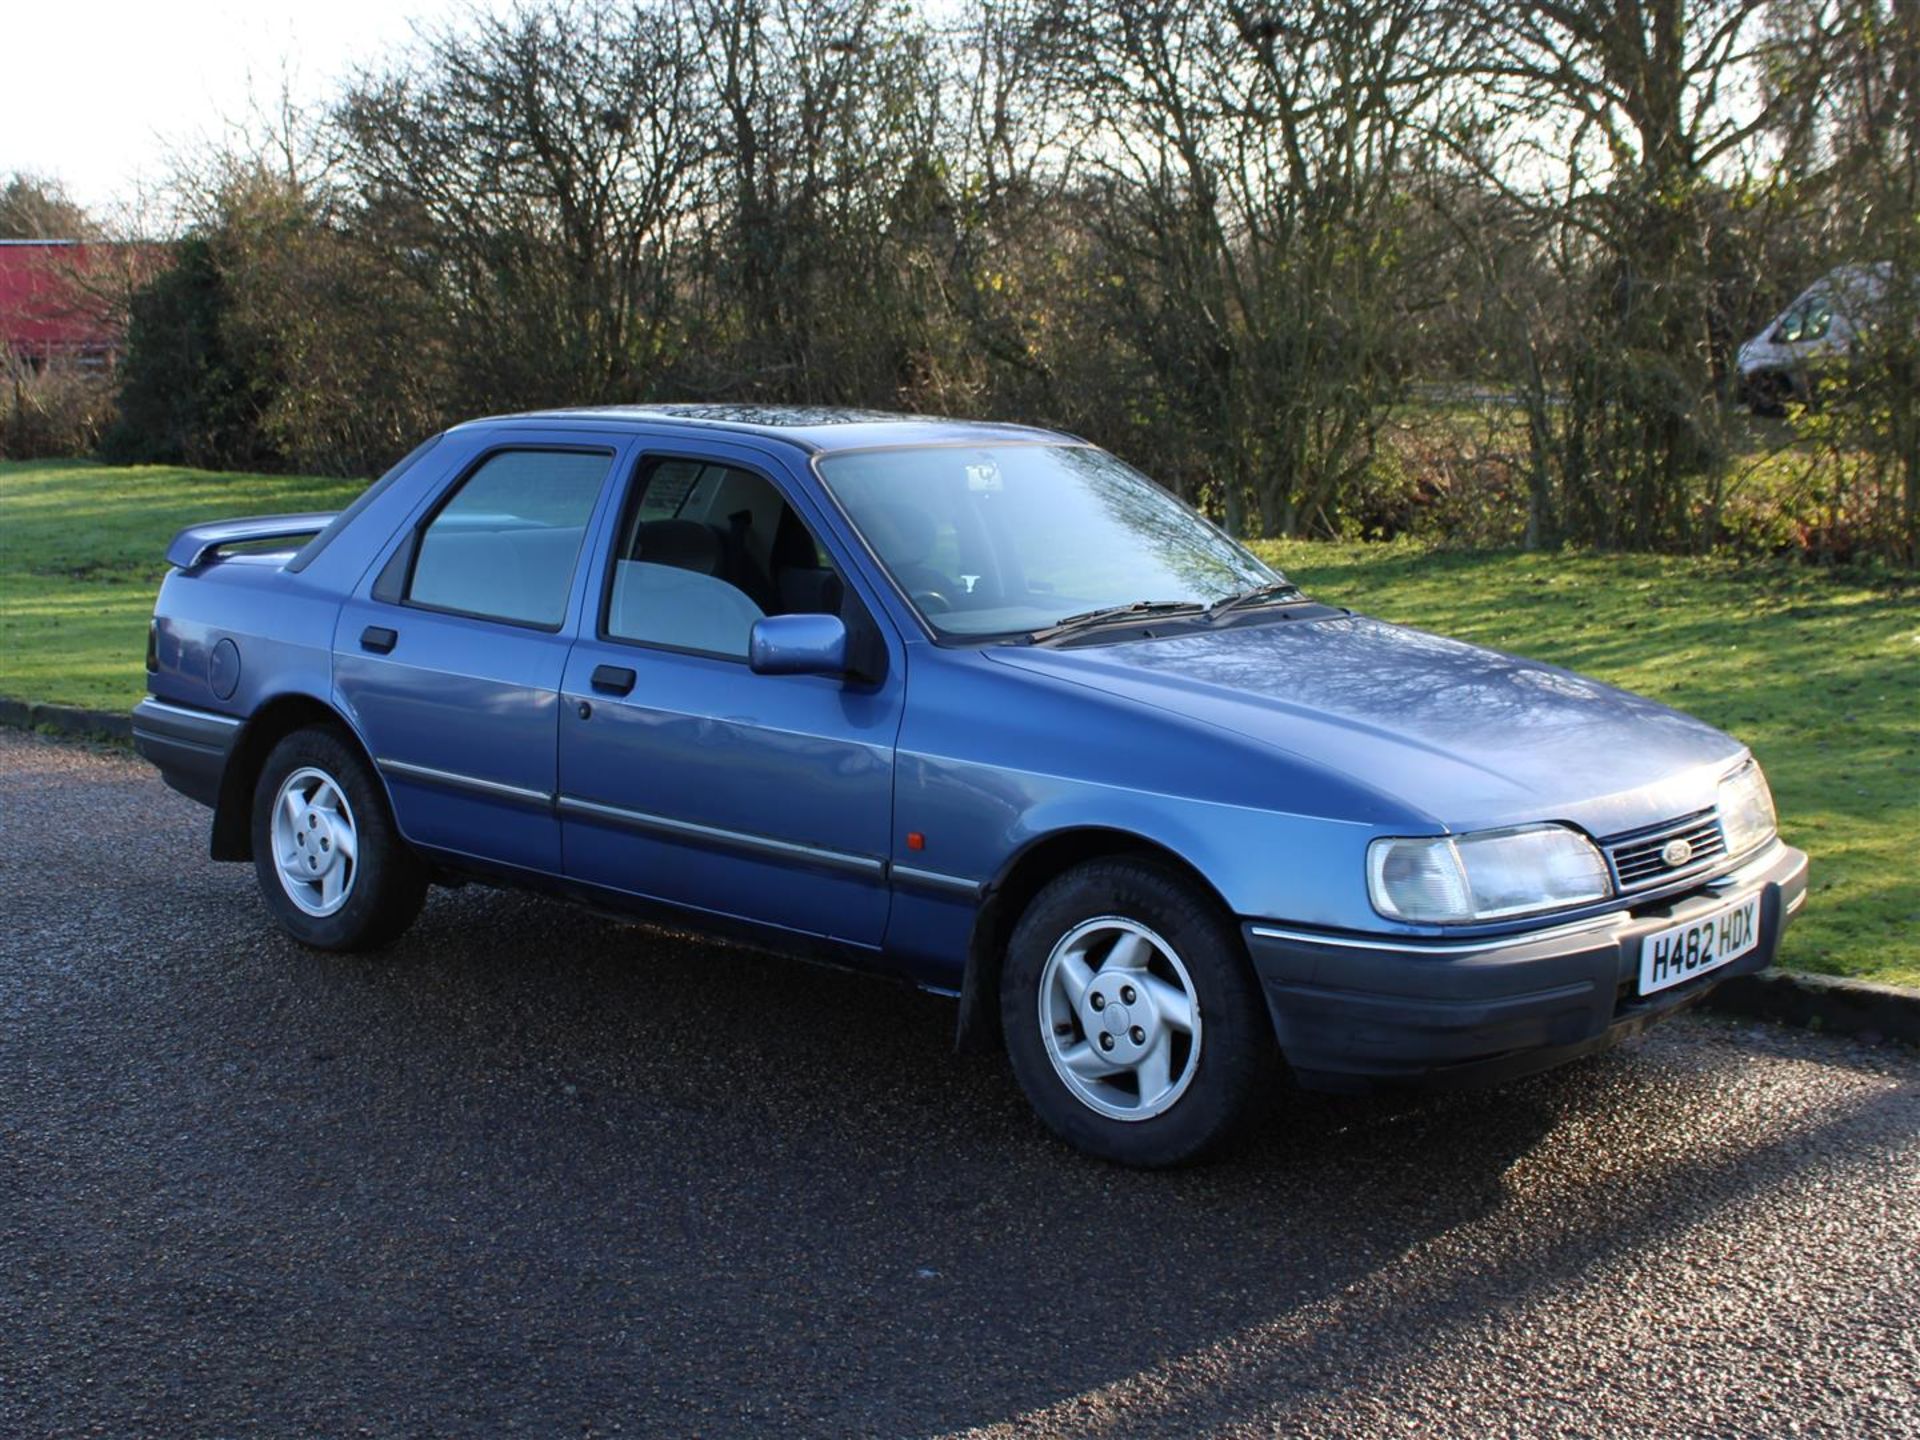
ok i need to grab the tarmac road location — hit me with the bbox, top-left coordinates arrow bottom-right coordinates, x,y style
2,729 -> 1916,1438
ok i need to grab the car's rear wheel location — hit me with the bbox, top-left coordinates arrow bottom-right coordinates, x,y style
250,726 -> 425,951
1001,858 -> 1276,1166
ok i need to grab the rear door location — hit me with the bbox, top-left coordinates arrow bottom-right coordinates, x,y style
556,439 -> 905,949
335,433 -> 627,876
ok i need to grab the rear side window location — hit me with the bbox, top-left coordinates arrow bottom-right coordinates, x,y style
407,449 -> 610,628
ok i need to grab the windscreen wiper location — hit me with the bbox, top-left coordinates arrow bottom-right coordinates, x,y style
1026,599 -> 1209,646
1205,581 -> 1305,620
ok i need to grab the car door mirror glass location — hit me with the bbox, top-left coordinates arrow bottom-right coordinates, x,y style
749,614 -> 848,677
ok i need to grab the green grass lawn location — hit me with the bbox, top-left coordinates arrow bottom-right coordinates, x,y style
1,460 -> 365,712
2,458 -> 1914,985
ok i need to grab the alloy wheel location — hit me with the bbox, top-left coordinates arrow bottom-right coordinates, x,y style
1037,916 -> 1203,1122
270,765 -> 359,917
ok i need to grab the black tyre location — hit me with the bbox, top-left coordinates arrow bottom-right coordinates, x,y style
1001,857 -> 1276,1166
249,725 -> 426,951
1743,371 -> 1791,417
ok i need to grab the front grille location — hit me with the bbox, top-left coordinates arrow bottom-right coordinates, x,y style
1603,808 -> 1728,893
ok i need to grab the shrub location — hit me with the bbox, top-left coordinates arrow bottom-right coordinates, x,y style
0,360 -> 117,460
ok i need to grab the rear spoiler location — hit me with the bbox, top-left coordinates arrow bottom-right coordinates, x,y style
166,513 -> 338,570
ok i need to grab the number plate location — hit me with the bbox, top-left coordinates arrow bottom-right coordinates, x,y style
1638,892 -> 1762,996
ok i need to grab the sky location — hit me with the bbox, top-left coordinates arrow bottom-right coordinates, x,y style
2,0 -> 470,217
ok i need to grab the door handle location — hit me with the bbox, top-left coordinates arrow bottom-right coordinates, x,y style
590,664 -> 636,696
360,625 -> 398,655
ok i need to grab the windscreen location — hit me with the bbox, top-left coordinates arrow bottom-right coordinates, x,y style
817,444 -> 1276,638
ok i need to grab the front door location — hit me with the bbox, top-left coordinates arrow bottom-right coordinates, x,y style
557,442 -> 903,949
336,439 -> 623,876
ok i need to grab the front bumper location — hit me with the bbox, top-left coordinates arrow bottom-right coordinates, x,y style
131,697 -> 241,808
1245,840 -> 1809,1093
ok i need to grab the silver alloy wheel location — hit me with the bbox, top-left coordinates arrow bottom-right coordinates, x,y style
1037,916 -> 1202,1122
270,766 -> 359,917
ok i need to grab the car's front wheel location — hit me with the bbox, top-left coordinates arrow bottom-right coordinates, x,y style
250,725 -> 425,951
1742,370 -> 1792,417
1001,858 -> 1276,1166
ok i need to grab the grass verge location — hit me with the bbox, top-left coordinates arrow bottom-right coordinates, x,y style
1,459 -> 1913,985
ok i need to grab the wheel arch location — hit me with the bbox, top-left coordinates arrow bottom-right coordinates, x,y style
210,692 -> 382,861
953,827 -> 1236,1055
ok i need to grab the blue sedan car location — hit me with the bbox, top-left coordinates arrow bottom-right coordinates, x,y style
135,406 -> 1808,1165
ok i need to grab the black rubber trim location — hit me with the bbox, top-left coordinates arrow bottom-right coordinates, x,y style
555,794 -> 886,879
130,698 -> 241,808
376,758 -> 552,808
888,864 -> 986,900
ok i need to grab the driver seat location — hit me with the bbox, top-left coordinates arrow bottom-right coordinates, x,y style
862,502 -> 949,600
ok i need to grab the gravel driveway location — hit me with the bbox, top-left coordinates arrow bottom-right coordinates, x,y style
3,729 -> 1916,1438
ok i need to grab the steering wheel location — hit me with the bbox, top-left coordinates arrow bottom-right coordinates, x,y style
913,590 -> 953,615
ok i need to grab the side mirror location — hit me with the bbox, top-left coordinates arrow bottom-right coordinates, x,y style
748,613 -> 849,677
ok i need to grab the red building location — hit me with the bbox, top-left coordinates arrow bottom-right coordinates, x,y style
0,239 -> 129,371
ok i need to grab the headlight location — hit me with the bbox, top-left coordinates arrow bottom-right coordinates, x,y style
1717,760 -> 1777,858
1368,824 -> 1612,925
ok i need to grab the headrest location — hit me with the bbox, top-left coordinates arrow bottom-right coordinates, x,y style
863,502 -> 938,565
778,567 -> 844,617
635,519 -> 722,575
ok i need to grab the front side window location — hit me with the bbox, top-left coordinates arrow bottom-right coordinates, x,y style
1775,295 -> 1835,344
407,449 -> 610,627
602,457 -> 846,658
817,444 -> 1275,639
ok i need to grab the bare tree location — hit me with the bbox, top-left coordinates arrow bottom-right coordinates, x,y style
339,0 -> 711,408
0,174 -> 99,240
681,0 -> 960,400
90,0 -> 1910,562
1031,0 -> 1466,536
1438,0 -> 1810,547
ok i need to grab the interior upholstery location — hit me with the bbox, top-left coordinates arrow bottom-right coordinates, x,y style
633,519 -> 725,576
409,525 -> 585,627
770,506 -> 843,617
607,560 -> 765,657
859,501 -> 949,598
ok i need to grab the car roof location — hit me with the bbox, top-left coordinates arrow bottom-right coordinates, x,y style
455,403 -> 1078,456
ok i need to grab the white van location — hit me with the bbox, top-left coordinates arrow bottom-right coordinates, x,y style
1736,263 -> 1893,413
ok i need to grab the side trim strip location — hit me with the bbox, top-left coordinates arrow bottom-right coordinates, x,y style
889,864 -> 985,900
556,795 -> 886,879
135,698 -> 243,729
379,758 -> 553,807
1249,911 -> 1632,956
